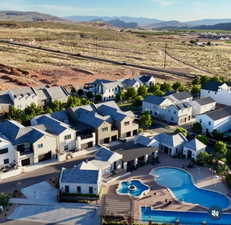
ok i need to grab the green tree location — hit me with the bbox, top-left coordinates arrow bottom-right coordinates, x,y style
77,89 -> 84,97
197,152 -> 210,165
192,78 -> 201,85
160,82 -> 172,92
175,127 -> 188,137
197,135 -> 208,145
49,100 -> 64,112
192,122 -> 202,134
86,91 -> 94,99
137,85 -> 147,97
200,75 -> 209,84
191,85 -> 200,97
214,141 -> 228,160
66,96 -> 81,108
212,130 -> 224,140
133,95 -> 143,107
172,82 -> 182,91
153,89 -> 164,96
0,193 -> 10,208
80,98 -> 91,105
139,112 -> 152,128
126,87 -> 137,99
116,89 -> 126,102
148,84 -> 160,93
95,94 -> 102,103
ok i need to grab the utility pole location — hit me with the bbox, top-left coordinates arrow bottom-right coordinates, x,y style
164,42 -> 167,69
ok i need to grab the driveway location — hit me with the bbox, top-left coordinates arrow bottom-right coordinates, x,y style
8,182 -> 100,225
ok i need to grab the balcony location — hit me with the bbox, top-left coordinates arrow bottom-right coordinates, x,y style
80,133 -> 93,140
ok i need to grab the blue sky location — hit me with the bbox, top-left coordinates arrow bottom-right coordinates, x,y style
1,0 -> 231,21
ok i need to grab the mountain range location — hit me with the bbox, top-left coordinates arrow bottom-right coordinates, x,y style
0,11 -> 231,30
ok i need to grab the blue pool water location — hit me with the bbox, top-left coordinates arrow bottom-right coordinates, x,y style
117,180 -> 149,197
151,167 -> 230,209
141,207 -> 231,225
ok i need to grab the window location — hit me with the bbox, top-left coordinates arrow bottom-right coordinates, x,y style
89,187 -> 93,194
65,185 -> 69,193
124,121 -> 130,126
200,120 -> 202,124
64,145 -> 68,151
38,144 -> 43,148
64,135 -> 71,140
102,127 -> 108,132
4,159 -> 9,164
208,121 -> 211,126
77,186 -> 81,193
0,148 -> 8,154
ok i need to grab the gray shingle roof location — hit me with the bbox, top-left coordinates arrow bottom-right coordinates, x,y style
10,87 -> 35,98
184,138 -> 206,151
138,75 -> 153,83
154,133 -> 187,147
44,86 -> 68,100
170,92 -> 192,101
51,110 -> 70,125
174,102 -> 192,110
205,106 -> 231,121
195,97 -> 215,106
0,120 -> 44,145
201,81 -> 222,91
33,115 -> 68,135
95,147 -> 117,161
0,94 -> 13,105
61,167 -> 99,184
143,95 -> 167,105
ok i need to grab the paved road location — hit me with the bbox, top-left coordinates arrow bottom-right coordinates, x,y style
0,154 -> 94,193
0,40 -> 196,80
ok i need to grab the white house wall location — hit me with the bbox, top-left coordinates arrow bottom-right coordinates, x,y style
0,140 -> 15,168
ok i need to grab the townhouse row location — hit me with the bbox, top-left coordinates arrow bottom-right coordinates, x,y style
0,101 -> 139,170
0,85 -> 70,115
84,74 -> 155,101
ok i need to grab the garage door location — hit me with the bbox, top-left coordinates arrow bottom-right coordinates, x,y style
38,151 -> 52,162
21,158 -> 30,166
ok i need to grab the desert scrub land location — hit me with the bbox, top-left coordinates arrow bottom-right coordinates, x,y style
0,21 -> 230,89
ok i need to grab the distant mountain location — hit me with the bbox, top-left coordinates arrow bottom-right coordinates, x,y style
0,11 -> 65,22
193,23 -> 231,31
65,16 -> 162,26
187,19 -> 231,26
146,20 -> 188,29
106,19 -> 137,28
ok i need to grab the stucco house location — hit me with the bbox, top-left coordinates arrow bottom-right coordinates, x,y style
137,74 -> 155,87
190,97 -> 216,116
196,106 -> 231,133
183,138 -> 207,160
154,133 -> 188,156
0,120 -> 57,167
200,80 -> 231,106
0,133 -> 16,169
59,165 -> 101,195
31,115 -> 77,152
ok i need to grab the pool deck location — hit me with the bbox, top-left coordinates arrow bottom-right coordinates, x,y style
103,153 -> 231,221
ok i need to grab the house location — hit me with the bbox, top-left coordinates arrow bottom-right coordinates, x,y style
43,86 -> 69,103
135,135 -> 159,148
154,133 -> 188,156
32,86 -> 49,107
0,120 -> 57,167
8,87 -> 38,110
196,106 -> 231,133
31,115 -> 76,152
84,79 -> 112,95
166,103 -> 192,125
142,95 -> 173,120
111,141 -> 158,172
137,74 -> 155,87
0,93 -> 13,115
142,95 -> 192,125
96,101 -> 139,138
190,97 -> 216,116
0,133 -> 16,169
98,81 -> 122,101
59,166 -> 101,195
121,78 -> 142,90
90,147 -> 123,176
200,81 -> 231,106
183,138 -> 207,160
68,101 -> 138,144
166,91 -> 193,104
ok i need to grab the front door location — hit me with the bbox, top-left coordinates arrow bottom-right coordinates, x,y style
187,150 -> 192,159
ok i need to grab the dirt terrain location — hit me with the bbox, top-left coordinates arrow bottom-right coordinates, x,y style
0,21 -> 230,91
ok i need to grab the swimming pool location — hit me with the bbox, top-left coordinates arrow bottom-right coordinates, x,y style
117,180 -> 149,198
140,207 -> 231,225
150,167 -> 231,209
